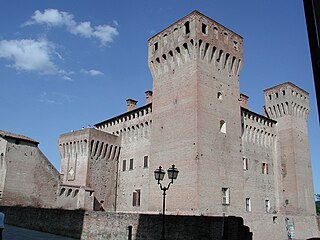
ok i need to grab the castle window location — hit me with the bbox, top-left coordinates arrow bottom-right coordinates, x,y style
59,188 -> 66,196
243,157 -> 248,170
268,94 -> 272,100
275,92 -> 279,98
224,32 -> 228,43
73,190 -> 79,197
262,163 -> 268,174
0,153 -> 3,169
217,92 -> 223,100
233,40 -> 238,50
122,160 -> 126,171
143,156 -> 148,168
154,42 -> 158,51
202,23 -> 208,34
265,199 -> 271,213
67,189 -> 72,197
129,158 -> 134,170
184,21 -> 190,34
222,187 -> 230,205
163,34 -> 167,44
220,120 -> 226,133
133,189 -> 141,207
245,198 -> 251,212
282,90 -> 286,96
213,26 -> 218,39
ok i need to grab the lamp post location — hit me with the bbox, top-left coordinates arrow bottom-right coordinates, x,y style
154,164 -> 179,240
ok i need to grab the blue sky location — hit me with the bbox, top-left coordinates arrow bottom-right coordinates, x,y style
0,1 -> 319,194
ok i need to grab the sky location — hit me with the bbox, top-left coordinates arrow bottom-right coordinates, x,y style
0,1 -> 319,194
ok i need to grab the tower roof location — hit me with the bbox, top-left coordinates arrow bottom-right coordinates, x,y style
0,130 -> 39,144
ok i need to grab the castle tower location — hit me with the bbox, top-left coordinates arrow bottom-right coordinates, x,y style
148,11 -> 244,214
264,82 -> 316,215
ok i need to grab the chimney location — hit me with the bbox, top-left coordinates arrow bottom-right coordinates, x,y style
145,90 -> 153,104
239,93 -> 249,109
126,99 -> 138,111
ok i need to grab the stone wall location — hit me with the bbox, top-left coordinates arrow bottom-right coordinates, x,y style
1,206 -> 252,240
2,206 -> 84,239
0,137 -> 59,208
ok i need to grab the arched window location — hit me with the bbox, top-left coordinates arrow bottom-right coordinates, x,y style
220,120 -> 226,133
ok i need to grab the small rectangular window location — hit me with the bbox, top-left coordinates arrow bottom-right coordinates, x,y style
265,199 -> 271,213
262,163 -> 268,174
245,198 -> 251,212
202,23 -> 208,34
133,189 -> 141,207
154,42 -> 158,51
143,156 -> 148,168
184,21 -> 190,34
222,187 -> 230,205
129,158 -> 134,170
122,160 -> 126,171
243,157 -> 248,170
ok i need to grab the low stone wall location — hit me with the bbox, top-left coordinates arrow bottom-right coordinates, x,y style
82,211 -> 252,240
1,206 -> 252,240
2,206 -> 84,239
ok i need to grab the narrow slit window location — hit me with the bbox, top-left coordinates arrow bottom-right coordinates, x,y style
122,160 -> 126,171
222,187 -> 230,205
245,198 -> 251,212
262,163 -> 268,174
243,157 -> 248,170
265,199 -> 271,213
143,156 -> 148,168
129,158 -> 134,170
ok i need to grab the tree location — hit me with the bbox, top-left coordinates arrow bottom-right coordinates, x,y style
315,194 -> 320,216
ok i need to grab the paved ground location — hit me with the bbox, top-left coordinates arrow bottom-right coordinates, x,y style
3,224 -> 76,240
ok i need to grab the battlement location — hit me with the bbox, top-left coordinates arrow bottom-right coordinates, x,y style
264,82 -> 310,120
148,11 -> 243,78
58,128 -> 121,186
241,108 -> 277,148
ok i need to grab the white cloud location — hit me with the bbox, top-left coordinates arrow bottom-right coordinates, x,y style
0,39 -> 57,73
24,9 -> 119,46
40,91 -> 77,104
81,69 -> 104,76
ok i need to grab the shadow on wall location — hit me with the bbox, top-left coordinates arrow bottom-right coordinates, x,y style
135,214 -> 252,240
1,206 -> 84,239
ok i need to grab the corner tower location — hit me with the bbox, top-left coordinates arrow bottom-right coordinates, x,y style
148,11 -> 244,214
264,82 -> 315,215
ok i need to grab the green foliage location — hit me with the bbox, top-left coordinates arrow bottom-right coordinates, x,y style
316,194 -> 320,216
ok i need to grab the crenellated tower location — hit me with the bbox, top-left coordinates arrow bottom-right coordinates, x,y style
148,11 -> 244,214
57,128 -> 121,211
264,82 -> 315,215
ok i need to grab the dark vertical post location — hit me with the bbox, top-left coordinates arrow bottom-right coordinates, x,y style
304,0 -> 320,123
161,189 -> 166,240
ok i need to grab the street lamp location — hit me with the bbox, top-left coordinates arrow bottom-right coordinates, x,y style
154,164 -> 179,240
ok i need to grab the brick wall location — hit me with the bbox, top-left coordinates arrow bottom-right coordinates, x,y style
1,206 -> 252,240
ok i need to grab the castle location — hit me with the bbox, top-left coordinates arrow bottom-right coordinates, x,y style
1,10 -> 319,239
